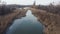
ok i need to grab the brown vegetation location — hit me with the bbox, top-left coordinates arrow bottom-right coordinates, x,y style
34,4 -> 60,15
0,8 -> 27,34
31,8 -> 60,34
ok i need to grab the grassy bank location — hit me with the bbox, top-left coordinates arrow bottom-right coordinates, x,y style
0,8 -> 27,34
31,8 -> 60,34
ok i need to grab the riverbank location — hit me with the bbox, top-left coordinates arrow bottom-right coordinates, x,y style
30,8 -> 60,34
5,10 -> 43,34
0,8 -> 27,34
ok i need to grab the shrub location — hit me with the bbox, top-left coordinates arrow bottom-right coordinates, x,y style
0,5 -> 16,15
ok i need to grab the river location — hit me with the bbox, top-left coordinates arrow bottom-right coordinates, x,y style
6,10 -> 44,34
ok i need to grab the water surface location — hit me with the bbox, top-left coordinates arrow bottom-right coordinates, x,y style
6,10 -> 43,34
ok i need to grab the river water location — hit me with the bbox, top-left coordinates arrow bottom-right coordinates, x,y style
6,10 -> 43,34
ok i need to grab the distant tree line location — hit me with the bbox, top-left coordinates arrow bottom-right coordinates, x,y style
0,4 -> 31,15
0,5 -> 17,15
35,3 -> 60,15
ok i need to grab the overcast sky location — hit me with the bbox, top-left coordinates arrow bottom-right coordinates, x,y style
1,0 -> 60,5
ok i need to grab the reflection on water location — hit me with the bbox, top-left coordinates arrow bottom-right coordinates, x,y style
6,10 -> 43,34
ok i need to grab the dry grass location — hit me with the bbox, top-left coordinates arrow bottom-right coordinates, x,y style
0,8 -> 27,34
31,8 -> 60,34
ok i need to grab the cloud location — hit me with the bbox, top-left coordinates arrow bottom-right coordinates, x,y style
2,0 -> 60,5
